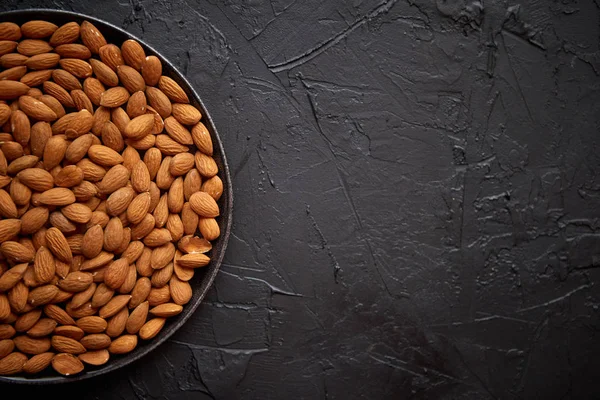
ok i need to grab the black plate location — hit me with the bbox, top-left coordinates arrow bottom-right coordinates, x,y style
0,9 -> 233,384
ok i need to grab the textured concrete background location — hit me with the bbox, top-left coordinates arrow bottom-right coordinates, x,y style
1,0 -> 600,398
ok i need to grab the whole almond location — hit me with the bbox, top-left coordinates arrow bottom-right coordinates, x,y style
129,277 -> 151,308
126,90 -> 147,118
9,178 -> 31,206
51,335 -> 85,354
125,300 -> 148,334
65,301 -> 97,318
22,351 -> 54,374
127,161 -> 150,193
61,203 -> 92,224
143,228 -> 172,248
8,281 -> 28,313
121,39 -> 145,70
142,147 -> 161,181
151,262 -> 173,287
108,333 -> 136,354
201,175 -> 223,201
183,169 -> 201,201
189,191 -> 219,218
59,58 -> 93,79
52,352 -> 84,375
121,145 -> 140,171
0,218 -> 21,243
52,69 -> 82,92
168,178 -> 184,214
27,318 -> 57,337
88,144 -> 124,167
172,103 -> 202,126
0,351 -> 27,375
131,213 -> 155,241
34,246 -> 55,284
42,136 -> 67,170
49,22 -> 79,46
20,69 -> 53,87
121,241 -> 144,265
0,189 -> 17,218
14,335 -> 51,354
104,217 -> 124,253
198,218 -> 220,241
98,44 -> 124,71
55,43 -> 91,59
117,263 -> 136,294
127,192 -> 151,225
90,58 -> 118,87
117,65 -> 145,93
111,106 -> 130,133
3,142 -> 25,162
101,121 -> 124,153
0,323 -> 16,339
180,203 -> 199,236
49,210 -> 77,233
1,241 -> 34,263
0,263 -> 27,292
155,156 -> 175,190
10,110 -> 31,146
0,103 -> 11,127
76,315 -> 107,334
81,225 -> 104,259
53,326 -> 84,341
80,333 -> 111,350
173,259 -> 194,282
178,235 -> 213,254
0,65 -> 27,81
145,86 -> 171,119
150,243 -> 175,270
78,349 -> 109,366
155,135 -> 189,156
106,186 -> 135,216
58,271 -> 93,293
97,164 -> 130,195
7,155 -> 38,175
84,77 -> 106,106
54,165 -> 84,187
104,258 -> 129,289
150,303 -> 182,318
169,153 -> 195,177
0,53 -> 27,68
176,253 -> 210,269
21,21 -> 58,38
80,21 -> 106,54
77,159 -> 106,182
145,105 -> 164,134
71,89 -> 94,113
17,39 -> 53,56
43,81 -> 75,108
0,339 -> 14,358
99,86 -> 130,108
39,187 -> 76,206
20,207 -> 49,235
70,282 -> 96,309
91,283 -> 114,309
139,317 -> 166,340
0,22 -> 21,41
79,251 -> 113,271
158,76 -> 189,103
86,211 -> 109,229
123,113 -> 154,140
164,117 -> 193,145
99,294 -> 131,319
141,55 -> 161,86
0,40 -> 18,56
45,227 -> 73,263
18,95 -> 57,121
0,81 -> 29,100
194,151 -> 219,178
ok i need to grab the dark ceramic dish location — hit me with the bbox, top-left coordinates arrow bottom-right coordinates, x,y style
0,9 -> 233,384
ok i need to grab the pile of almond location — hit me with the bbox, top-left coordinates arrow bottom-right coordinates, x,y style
0,19 -> 223,377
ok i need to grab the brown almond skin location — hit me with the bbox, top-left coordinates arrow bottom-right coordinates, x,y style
108,334 -> 137,354
52,352 -> 84,376
78,349 -> 110,366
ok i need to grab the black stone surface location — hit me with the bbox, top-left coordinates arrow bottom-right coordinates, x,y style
1,0 -> 600,398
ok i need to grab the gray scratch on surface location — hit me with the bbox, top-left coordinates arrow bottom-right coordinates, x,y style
306,204 -> 342,283
269,0 -> 399,72
516,284 -> 590,313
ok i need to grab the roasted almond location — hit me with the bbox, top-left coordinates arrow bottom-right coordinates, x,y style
99,86 -> 129,108
183,169 -> 201,201
172,103 -> 202,126
158,76 -> 189,103
90,58 -> 118,87
126,90 -> 146,118
125,300 -> 148,334
98,44 -> 124,71
17,39 -> 53,56
52,352 -> 84,375
13,335 -> 51,354
1,241 -> 34,263
99,294 -> 131,319
123,113 -> 154,140
104,258 -> 129,289
97,164 -> 129,195
117,65 -> 145,93
58,271 -> 93,293
145,86 -> 171,119
107,333 -> 136,354
88,144 -> 124,167
131,160 -> 150,192
0,351 -> 27,375
45,227 -> 73,263
49,22 -> 80,47
43,81 -> 75,108
80,21 -> 106,53
198,217 -> 220,241
54,165 -> 84,187
20,207 -> 49,235
18,95 -> 57,122
121,39 -> 145,70
84,77 -> 106,106
106,186 -> 135,216
101,121 -> 125,153
34,246 -> 55,284
150,243 -> 175,270
0,22 -> 21,41
25,52 -> 60,70
155,135 -> 189,156
27,318 -> 57,337
61,203 -> 92,224
55,43 -> 91,59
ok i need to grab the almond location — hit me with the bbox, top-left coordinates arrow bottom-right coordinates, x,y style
53,69 -> 83,92
54,260 -> 70,279
104,217 -> 124,253
58,271 -> 93,293
125,300 -> 148,334
71,89 -> 94,113
0,103 -> 11,126
180,203 -> 199,236
84,77 -> 105,106
38,187 -> 75,207
1,240 -> 34,263
126,133 -> 155,150
110,106 -> 130,133
123,113 -> 154,140
126,90 -> 146,118
145,105 -> 164,134
21,20 -> 58,38
76,315 -> 107,334
121,39 -> 145,70
52,109 -> 94,136
0,53 -> 27,68
20,207 -> 49,235
10,109 -> 31,146
150,243 -> 175,270
100,86 -> 129,108
194,151 -> 219,178
22,351 -> 53,374
155,134 -> 189,156
130,213 -> 155,241
0,338 -> 14,358
78,349 -> 109,366
106,186 -> 135,216
145,86 -> 171,119
183,169 -> 201,201
130,160 -> 150,192
147,285 -> 170,306
97,164 -> 129,195
155,157 -> 175,190
9,178 -> 30,206
25,52 -> 60,70
169,153 -> 195,177
129,277 -> 151,309
127,192 -> 151,225
164,116 -> 193,145
91,283 -> 114,309
90,58 -> 118,87
143,228 -> 172,248
0,351 -> 27,375
98,44 -> 124,71
52,352 -> 84,376
173,258 -> 194,282
104,258 -> 129,289
53,326 -> 83,341
99,121 -> 124,153
141,55 -> 161,86
201,176 -> 223,202
65,301 -> 97,318
14,335 -> 51,354
176,252 -> 210,269
49,210 -> 76,233
43,81 -> 75,108
70,282 -> 96,309
108,333 -> 136,354
0,189 -> 17,218
80,21 -> 106,53
80,333 -> 111,350
58,58 -> 92,79
168,177 -> 184,214
0,323 -> 16,339
117,65 -> 145,93
79,251 -> 113,271
81,225 -> 104,259
0,263 -> 27,292
198,217 -> 220,241
0,22 -> 21,41
21,70 -> 54,88
0,65 -> 27,81
77,158 -> 106,182
7,155 -> 38,175
139,317 -> 165,340
7,281 -> 28,313
151,261 -> 173,287
99,294 -> 131,319
158,76 -> 189,103
27,318 -> 57,337
33,246 -> 55,284
61,203 -> 92,223
86,211 -> 109,229
18,95 -> 57,122
54,165 -> 84,187
189,191 -> 219,218
17,39 -> 52,56
3,142 -> 24,162
150,303 -> 182,318
172,103 -> 201,126
45,227 -> 73,263
0,40 -> 18,56
88,144 -> 124,167
49,22 -> 80,46
55,43 -> 91,59
121,241 -> 144,265
51,335 -> 85,354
